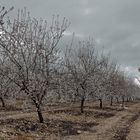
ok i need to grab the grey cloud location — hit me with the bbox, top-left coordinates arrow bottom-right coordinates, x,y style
1,0 -> 140,77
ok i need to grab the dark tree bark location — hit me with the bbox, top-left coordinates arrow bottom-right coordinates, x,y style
122,96 -> 125,103
32,98 -> 44,123
37,105 -> 44,123
127,97 -> 129,102
99,99 -> 103,109
121,96 -> 125,107
80,97 -> 85,113
0,97 -> 5,107
110,96 -> 113,106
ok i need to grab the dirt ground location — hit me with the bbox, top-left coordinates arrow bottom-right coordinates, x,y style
0,100 -> 140,140
126,113 -> 140,140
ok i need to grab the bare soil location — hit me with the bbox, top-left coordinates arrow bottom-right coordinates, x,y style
0,101 -> 140,140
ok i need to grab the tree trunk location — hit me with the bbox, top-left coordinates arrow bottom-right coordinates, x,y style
80,97 -> 85,113
37,105 -> 44,123
0,97 -> 5,107
110,97 -> 113,106
99,99 -> 103,109
127,97 -> 129,102
122,96 -> 125,103
116,97 -> 119,103
122,96 -> 125,106
31,97 -> 44,123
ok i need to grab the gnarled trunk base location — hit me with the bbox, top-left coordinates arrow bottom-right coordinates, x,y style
80,97 -> 85,113
99,99 -> 103,109
0,97 -> 5,107
110,97 -> 113,106
37,107 -> 44,123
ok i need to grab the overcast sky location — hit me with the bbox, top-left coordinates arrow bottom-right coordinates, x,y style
1,0 -> 140,78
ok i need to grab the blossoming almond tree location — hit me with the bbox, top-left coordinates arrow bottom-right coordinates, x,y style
63,39 -> 105,113
0,9 -> 69,123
